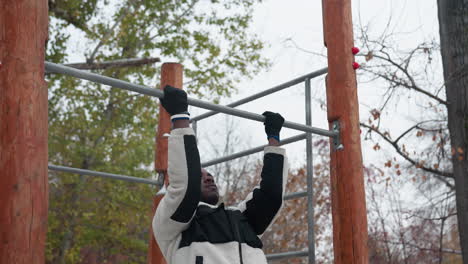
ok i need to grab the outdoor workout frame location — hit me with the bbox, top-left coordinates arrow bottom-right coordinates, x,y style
46,62 -> 329,262
2,1 -> 368,264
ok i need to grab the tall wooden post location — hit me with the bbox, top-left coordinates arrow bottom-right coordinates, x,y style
148,63 -> 183,264
322,0 -> 369,263
0,1 -> 49,263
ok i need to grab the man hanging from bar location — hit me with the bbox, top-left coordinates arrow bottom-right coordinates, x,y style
153,86 -> 289,264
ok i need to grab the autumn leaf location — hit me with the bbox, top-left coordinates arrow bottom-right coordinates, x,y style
365,51 -> 374,61
373,143 -> 381,151
370,109 -> 381,120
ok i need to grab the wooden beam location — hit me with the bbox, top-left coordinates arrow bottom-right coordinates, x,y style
64,57 -> 161,70
322,0 -> 369,263
148,63 -> 183,264
0,0 -> 49,263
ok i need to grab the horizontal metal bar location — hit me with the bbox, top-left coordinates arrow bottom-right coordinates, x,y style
201,133 -> 307,167
266,250 -> 309,261
49,164 -> 310,201
191,68 -> 328,122
64,57 -> 161,70
48,164 -> 158,185
283,191 -> 307,201
45,62 -> 337,138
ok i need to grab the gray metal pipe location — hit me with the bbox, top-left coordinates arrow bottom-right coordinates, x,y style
266,250 -> 309,261
201,133 -> 307,167
191,68 -> 328,122
48,164 -> 158,185
283,191 -> 307,200
49,164 -> 309,201
192,120 -> 198,136
45,62 -> 337,138
305,78 -> 316,264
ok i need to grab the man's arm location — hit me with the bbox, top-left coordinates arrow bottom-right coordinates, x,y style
152,86 -> 201,245
237,112 -> 289,235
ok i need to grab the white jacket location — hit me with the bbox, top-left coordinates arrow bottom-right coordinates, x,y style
153,127 -> 288,264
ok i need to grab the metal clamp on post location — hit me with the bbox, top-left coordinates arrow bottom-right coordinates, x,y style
155,172 -> 166,188
332,120 -> 344,151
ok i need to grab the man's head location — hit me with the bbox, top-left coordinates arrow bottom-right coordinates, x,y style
200,168 -> 219,205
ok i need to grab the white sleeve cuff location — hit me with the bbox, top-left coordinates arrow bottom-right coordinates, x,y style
264,146 -> 285,156
170,127 -> 195,136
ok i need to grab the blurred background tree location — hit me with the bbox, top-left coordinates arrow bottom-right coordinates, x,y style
46,0 -> 269,263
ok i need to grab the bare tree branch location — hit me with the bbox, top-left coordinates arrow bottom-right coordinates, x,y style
360,122 -> 454,185
87,0 -> 138,63
283,38 -> 327,58
365,53 -> 448,105
379,240 -> 462,255
394,120 -> 446,144
406,211 -> 457,222
148,0 -> 199,41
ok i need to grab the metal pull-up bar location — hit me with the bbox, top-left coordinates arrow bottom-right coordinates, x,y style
191,68 -> 328,122
45,62 -> 337,138
201,133 -> 307,167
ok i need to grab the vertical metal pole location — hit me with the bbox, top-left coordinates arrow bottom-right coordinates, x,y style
192,120 -> 198,136
0,1 -> 49,263
305,78 -> 316,264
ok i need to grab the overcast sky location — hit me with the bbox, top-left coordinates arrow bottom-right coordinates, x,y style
194,0 -> 442,169
59,0 -> 442,170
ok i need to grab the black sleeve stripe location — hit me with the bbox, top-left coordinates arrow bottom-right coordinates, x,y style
260,153 -> 284,198
243,153 -> 284,234
170,135 -> 202,223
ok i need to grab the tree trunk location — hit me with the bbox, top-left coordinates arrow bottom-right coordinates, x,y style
0,0 -> 49,263
437,0 -> 468,262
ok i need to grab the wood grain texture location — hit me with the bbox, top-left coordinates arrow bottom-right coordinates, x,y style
0,1 -> 49,263
148,194 -> 166,264
148,63 -> 183,264
322,0 -> 369,263
155,63 -> 183,174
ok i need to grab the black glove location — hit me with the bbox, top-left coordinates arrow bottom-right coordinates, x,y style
262,111 -> 284,141
160,85 -> 189,117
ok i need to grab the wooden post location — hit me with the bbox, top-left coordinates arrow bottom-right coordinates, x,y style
322,0 -> 369,263
0,1 -> 49,263
148,63 -> 183,264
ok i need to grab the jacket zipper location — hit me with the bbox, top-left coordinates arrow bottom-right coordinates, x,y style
226,210 -> 244,264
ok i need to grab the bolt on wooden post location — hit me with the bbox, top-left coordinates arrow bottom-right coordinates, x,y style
0,0 -> 49,263
322,0 -> 369,263
148,63 -> 183,264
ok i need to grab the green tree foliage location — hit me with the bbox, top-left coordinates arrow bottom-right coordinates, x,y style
46,0 -> 268,263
